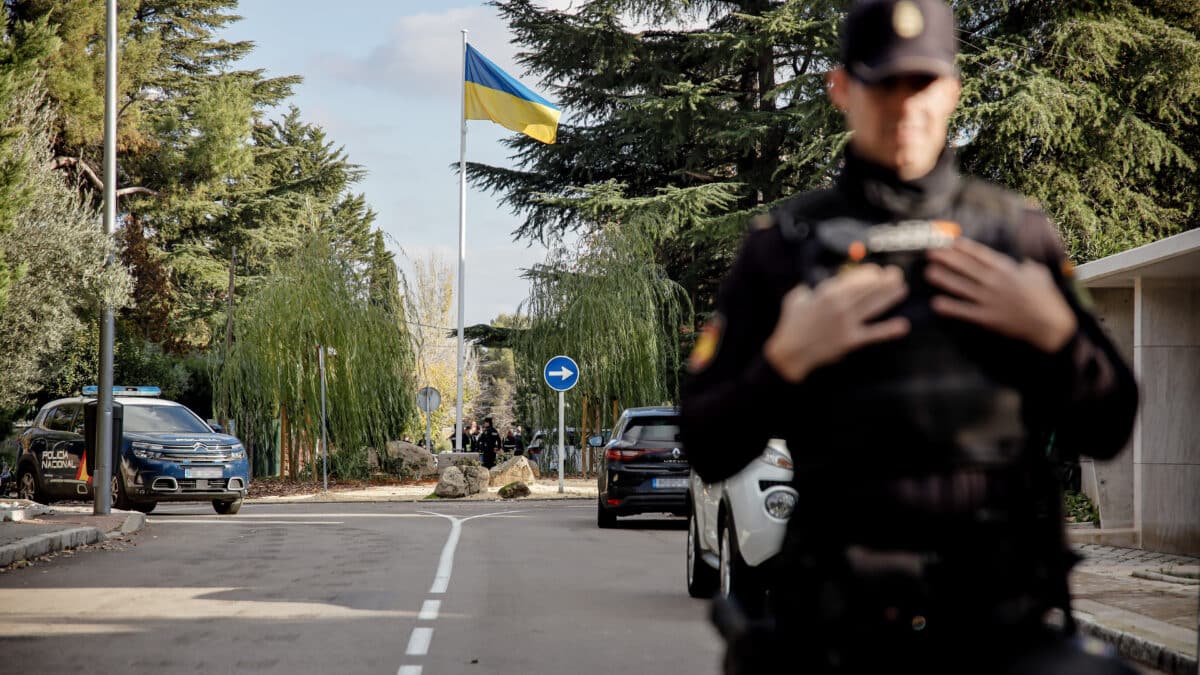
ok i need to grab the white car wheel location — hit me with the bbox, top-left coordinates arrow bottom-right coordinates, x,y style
719,524 -> 733,599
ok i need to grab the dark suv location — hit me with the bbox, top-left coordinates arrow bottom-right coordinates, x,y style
596,407 -> 689,528
14,387 -> 250,514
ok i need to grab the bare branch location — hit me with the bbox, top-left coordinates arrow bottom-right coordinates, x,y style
51,156 -> 160,198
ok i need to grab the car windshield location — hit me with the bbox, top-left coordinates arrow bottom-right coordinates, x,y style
623,417 -> 680,443
122,405 -> 212,434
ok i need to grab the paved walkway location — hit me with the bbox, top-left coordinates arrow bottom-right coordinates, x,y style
1069,543 -> 1198,674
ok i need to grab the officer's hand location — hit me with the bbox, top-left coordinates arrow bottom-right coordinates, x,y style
925,238 -> 1077,353
764,264 -> 910,383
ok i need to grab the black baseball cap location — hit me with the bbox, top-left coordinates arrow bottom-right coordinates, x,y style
840,0 -> 959,84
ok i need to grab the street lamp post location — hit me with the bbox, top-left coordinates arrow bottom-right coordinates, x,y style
94,0 -> 118,515
318,345 -> 337,493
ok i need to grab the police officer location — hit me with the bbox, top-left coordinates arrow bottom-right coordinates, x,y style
476,417 -> 503,469
679,1 -> 1139,673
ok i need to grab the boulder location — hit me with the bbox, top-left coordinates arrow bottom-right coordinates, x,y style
528,461 -> 540,480
463,466 -> 490,495
434,466 -> 468,498
387,440 -> 438,479
498,481 -> 531,499
489,456 -> 536,487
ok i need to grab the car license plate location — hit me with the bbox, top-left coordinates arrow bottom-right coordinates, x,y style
653,478 -> 688,489
185,466 -> 223,479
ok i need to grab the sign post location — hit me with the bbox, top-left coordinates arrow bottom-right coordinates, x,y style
416,387 -> 442,453
543,356 -> 579,494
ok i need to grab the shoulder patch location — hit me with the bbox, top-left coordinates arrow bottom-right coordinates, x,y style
688,314 -> 725,373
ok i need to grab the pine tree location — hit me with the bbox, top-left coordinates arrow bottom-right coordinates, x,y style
480,0 -> 1200,330
955,0 -> 1200,260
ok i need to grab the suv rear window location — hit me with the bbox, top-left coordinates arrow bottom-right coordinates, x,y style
623,417 -> 680,443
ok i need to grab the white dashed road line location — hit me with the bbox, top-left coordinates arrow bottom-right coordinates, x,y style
405,627 -> 434,656
428,518 -> 461,595
395,510 -> 526,674
418,600 -> 441,621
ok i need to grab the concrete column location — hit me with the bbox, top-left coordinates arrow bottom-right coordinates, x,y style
1082,287 -> 1137,530
1134,281 -> 1200,555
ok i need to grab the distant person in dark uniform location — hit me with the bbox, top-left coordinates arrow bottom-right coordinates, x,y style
505,427 -> 526,456
476,418 -> 502,468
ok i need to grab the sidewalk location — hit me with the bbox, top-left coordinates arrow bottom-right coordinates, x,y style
247,476 -> 599,504
1069,542 -> 1199,675
0,500 -> 146,568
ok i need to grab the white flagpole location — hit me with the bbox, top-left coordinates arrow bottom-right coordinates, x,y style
455,29 -> 468,452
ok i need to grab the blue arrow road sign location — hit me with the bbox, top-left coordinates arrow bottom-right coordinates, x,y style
543,355 -> 580,392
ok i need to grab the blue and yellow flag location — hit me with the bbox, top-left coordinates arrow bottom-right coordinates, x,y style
464,44 -> 560,144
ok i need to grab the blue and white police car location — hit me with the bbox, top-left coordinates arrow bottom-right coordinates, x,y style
13,386 -> 250,514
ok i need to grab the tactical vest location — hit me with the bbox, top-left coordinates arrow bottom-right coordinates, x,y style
773,178 -> 1038,473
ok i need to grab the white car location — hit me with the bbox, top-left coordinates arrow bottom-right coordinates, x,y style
686,439 -> 796,605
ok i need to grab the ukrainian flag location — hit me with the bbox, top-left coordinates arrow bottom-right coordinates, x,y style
464,44 -> 560,144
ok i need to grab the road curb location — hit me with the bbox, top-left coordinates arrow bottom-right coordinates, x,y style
0,526 -> 103,567
1074,613 -> 1198,675
0,511 -> 147,567
119,512 -> 147,535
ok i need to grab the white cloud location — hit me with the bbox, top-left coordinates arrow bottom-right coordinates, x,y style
313,2 -> 578,102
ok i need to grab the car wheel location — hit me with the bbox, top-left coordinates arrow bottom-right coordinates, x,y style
213,498 -> 242,515
111,472 -> 132,510
132,501 -> 157,514
17,468 -> 47,504
596,498 -> 617,529
719,510 -> 764,613
687,509 -> 718,598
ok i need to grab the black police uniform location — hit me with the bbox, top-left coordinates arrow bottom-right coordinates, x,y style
680,148 -> 1139,674
476,427 -> 503,468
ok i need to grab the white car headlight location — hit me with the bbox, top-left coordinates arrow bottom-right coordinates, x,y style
764,489 -> 797,520
230,444 -> 246,460
758,446 -> 793,470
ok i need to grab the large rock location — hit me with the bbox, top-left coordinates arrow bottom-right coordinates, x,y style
434,466 -> 468,498
387,440 -> 438,479
488,456 -> 536,488
463,466 -> 490,495
498,481 -> 531,499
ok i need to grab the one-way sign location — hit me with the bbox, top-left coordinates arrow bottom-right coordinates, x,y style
543,355 -> 580,392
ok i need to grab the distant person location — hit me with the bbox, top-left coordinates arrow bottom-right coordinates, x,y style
476,417 -> 503,468
505,427 -> 526,456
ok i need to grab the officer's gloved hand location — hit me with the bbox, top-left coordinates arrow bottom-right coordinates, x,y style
765,263 -> 910,382
925,238 -> 1077,353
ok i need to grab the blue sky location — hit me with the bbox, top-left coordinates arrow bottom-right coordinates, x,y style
221,1 -> 576,325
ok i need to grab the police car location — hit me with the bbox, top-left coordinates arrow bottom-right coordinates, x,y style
13,386 -> 250,514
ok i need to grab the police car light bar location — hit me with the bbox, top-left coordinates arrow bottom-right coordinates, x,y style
81,385 -> 162,397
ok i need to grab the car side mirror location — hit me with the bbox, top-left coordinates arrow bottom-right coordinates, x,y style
209,423 -> 224,434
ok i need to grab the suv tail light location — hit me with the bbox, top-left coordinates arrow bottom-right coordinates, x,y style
605,448 -> 647,462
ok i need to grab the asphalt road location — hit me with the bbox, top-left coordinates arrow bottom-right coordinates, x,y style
0,501 -> 722,675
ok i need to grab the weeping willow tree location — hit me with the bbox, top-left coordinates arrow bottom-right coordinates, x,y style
510,181 -> 738,438
214,235 -> 417,478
